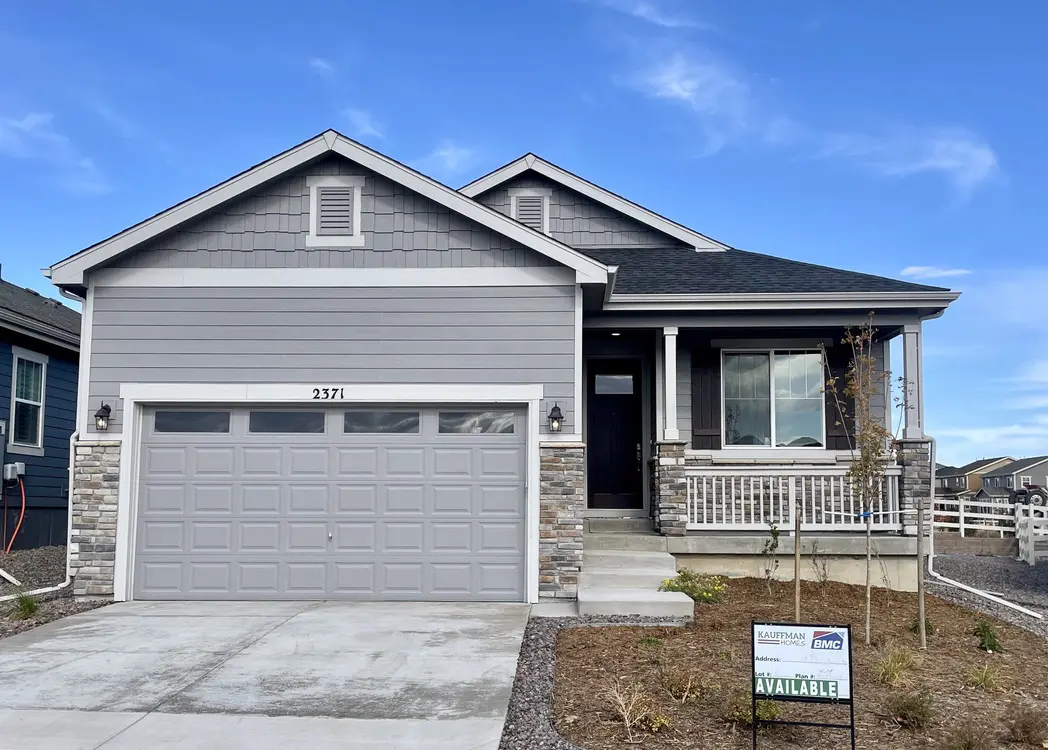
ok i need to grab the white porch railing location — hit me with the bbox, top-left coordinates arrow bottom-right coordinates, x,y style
684,467 -> 903,532
932,495 -> 1016,537
1016,505 -> 1048,565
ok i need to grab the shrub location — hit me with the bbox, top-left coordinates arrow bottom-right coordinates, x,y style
662,666 -> 702,704
938,722 -> 996,750
972,620 -> 1003,653
723,691 -> 781,728
639,635 -> 663,647
658,570 -> 727,603
1006,707 -> 1048,745
600,678 -> 655,744
876,643 -> 917,687
8,591 -> 39,620
645,713 -> 671,733
885,690 -> 935,730
967,663 -> 1002,692
908,615 -> 934,637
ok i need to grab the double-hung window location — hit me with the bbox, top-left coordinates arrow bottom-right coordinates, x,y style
10,347 -> 47,452
723,350 -> 824,448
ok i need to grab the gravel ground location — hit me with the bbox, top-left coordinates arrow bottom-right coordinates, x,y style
0,598 -> 109,640
498,615 -> 690,750
0,545 -> 68,597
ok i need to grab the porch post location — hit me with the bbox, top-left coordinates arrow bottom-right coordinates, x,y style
902,323 -> 924,439
663,326 -> 679,441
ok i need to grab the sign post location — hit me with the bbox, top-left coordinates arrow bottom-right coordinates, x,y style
751,621 -> 855,749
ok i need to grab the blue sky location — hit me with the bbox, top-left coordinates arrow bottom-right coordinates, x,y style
0,0 -> 1044,465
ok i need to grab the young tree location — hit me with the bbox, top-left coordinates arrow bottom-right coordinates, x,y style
825,315 -> 897,645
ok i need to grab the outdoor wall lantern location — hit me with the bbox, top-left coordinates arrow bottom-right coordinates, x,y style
547,403 -> 564,432
94,403 -> 112,431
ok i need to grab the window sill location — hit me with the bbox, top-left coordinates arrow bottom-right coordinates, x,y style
7,443 -> 44,457
305,233 -> 365,248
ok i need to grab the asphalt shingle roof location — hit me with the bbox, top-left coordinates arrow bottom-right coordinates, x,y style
0,280 -> 81,337
985,456 -> 1048,478
580,247 -> 949,296
939,457 -> 1012,478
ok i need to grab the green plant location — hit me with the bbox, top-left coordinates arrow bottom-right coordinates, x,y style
8,590 -> 39,620
600,678 -> 655,744
661,666 -> 702,704
723,692 -> 781,728
938,722 -> 996,750
639,635 -> 663,648
885,690 -> 935,730
658,570 -> 726,603
1006,707 -> 1048,745
972,620 -> 1003,653
967,663 -> 1003,692
875,643 -> 917,687
908,615 -> 934,637
645,713 -> 671,733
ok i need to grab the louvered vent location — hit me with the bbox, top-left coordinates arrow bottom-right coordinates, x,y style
515,195 -> 544,232
317,186 -> 354,235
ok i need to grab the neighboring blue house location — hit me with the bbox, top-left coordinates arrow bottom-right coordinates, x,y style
0,268 -> 80,550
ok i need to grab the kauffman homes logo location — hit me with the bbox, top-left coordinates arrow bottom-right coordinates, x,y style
755,629 -> 807,648
811,630 -> 845,650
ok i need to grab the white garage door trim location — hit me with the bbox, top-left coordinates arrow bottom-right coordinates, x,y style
114,383 -> 544,603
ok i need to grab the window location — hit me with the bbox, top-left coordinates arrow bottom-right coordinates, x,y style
306,175 -> 365,247
1006,476 -> 1014,488
1020,475 -> 1032,487
508,187 -> 551,235
595,374 -> 634,395
438,410 -> 515,434
723,350 -> 824,448
10,348 -> 46,450
249,411 -> 325,433
344,410 -> 420,434
155,411 -> 231,433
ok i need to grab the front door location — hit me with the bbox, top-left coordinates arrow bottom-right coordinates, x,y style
587,359 -> 643,509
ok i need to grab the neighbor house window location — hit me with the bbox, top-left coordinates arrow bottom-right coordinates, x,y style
508,187 -> 551,235
1020,475 -> 1032,487
306,175 -> 365,247
9,348 -> 47,451
723,350 -> 824,448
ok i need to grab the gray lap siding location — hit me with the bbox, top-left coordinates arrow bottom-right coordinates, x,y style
88,285 -> 576,434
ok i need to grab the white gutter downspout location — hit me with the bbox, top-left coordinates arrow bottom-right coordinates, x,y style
925,436 -> 1043,620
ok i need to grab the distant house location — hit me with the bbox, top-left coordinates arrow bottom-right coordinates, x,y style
975,456 -> 1048,503
937,457 -> 1014,502
0,271 -> 80,550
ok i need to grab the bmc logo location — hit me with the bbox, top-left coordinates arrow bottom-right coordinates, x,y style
812,631 -> 845,650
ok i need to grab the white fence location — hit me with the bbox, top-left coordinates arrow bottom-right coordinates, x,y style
684,467 -> 903,532
932,495 -> 1017,537
1016,505 -> 1048,566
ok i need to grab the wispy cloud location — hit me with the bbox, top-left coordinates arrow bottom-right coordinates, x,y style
414,141 -> 477,178
0,112 -> 111,195
900,266 -> 972,279
343,108 -> 384,140
308,57 -> 335,76
594,0 -> 716,30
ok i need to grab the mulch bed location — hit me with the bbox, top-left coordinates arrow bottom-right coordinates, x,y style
0,598 -> 109,640
551,578 -> 1048,749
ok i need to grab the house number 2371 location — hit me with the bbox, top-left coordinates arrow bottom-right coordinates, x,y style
312,387 -> 345,400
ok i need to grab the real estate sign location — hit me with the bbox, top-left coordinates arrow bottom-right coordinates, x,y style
751,622 -> 852,702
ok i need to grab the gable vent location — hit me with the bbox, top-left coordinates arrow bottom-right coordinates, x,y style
317,186 -> 354,235
514,195 -> 545,232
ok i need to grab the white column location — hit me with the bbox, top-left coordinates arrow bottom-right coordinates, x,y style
663,327 -> 679,441
902,323 -> 924,439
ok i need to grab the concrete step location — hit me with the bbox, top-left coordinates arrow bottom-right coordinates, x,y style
580,568 -> 674,590
586,518 -> 653,534
577,587 -> 694,618
583,549 -> 679,571
583,533 -> 668,552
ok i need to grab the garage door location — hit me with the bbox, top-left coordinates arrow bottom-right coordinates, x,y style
133,405 -> 526,601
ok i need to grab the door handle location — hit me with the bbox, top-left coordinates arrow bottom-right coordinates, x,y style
328,532 -> 333,540
636,443 -> 642,472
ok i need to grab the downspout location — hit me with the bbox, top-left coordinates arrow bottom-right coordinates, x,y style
924,436 -> 1043,620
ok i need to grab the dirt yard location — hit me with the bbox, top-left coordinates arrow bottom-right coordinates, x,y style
553,578 -> 1048,749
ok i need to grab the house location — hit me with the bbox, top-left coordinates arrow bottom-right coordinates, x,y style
0,270 -> 80,550
44,131 -> 957,608
936,457 -> 1013,502
975,456 -> 1048,503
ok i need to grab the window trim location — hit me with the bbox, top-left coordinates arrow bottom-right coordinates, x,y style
8,346 -> 47,455
720,348 -> 826,450
1020,475 -> 1033,487
305,175 -> 365,247
508,187 -> 551,236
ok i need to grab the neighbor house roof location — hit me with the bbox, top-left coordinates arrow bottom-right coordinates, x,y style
985,456 -> 1048,478
938,457 -> 1014,478
0,277 -> 80,352
977,485 -> 1011,498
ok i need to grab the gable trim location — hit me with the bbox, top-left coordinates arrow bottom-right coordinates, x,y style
461,154 -> 729,252
48,132 -> 609,286
602,290 -> 961,312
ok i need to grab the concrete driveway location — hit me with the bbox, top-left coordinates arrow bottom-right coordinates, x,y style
0,601 -> 529,750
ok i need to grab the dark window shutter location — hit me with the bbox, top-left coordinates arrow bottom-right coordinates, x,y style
823,344 -> 855,450
515,195 -> 544,231
317,186 -> 354,235
691,346 -> 722,449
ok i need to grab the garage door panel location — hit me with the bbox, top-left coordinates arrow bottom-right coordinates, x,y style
135,405 -> 525,601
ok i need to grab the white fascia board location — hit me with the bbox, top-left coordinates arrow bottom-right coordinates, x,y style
603,290 -> 961,312
50,131 -> 609,287
461,155 -> 728,252
90,265 -> 579,288
118,383 -> 546,403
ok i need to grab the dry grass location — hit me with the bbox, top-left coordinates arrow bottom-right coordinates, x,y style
875,643 -> 918,687
553,578 -> 1048,749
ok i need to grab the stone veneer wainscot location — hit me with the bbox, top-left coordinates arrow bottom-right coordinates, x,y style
70,440 -> 121,597
538,443 -> 585,598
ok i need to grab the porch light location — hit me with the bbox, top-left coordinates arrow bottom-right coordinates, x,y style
94,403 -> 112,431
547,403 -> 564,432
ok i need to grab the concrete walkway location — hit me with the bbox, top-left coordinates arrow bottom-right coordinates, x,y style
0,601 -> 529,749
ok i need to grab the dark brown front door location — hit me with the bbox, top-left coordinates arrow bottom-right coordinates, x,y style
587,359 -> 643,509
